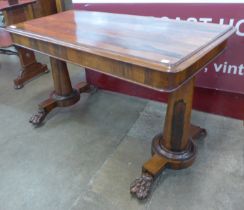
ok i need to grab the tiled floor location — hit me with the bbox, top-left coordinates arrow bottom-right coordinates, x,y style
0,53 -> 243,210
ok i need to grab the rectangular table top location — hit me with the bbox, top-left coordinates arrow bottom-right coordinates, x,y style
6,10 -> 235,73
0,0 -> 36,11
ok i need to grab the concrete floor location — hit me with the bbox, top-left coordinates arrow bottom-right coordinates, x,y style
0,52 -> 243,210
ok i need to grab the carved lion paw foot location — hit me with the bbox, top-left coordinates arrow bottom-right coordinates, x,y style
29,109 -> 46,126
130,173 -> 154,200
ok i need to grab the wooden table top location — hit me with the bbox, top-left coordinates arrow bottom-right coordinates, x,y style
0,0 -> 36,11
6,10 -> 235,73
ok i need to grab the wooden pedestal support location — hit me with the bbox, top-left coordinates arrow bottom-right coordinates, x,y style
2,4 -> 49,89
130,78 -> 207,200
29,58 -> 90,126
14,47 -> 48,89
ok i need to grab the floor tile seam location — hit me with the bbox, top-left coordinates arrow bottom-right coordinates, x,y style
126,101 -> 161,136
67,133 -> 128,210
68,102 -> 149,210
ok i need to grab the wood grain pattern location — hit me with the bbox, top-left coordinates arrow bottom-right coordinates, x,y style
55,0 -> 65,12
32,0 -> 57,18
0,0 -> 35,10
7,11 -> 235,70
2,3 -> 34,25
6,10 -> 235,91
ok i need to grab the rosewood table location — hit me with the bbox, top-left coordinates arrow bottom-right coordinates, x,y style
0,0 -> 48,89
6,10 -> 235,200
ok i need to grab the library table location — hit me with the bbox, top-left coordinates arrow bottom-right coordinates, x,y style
0,0 -> 47,89
7,10 -> 235,200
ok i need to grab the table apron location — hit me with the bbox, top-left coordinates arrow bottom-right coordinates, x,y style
10,33 -> 227,93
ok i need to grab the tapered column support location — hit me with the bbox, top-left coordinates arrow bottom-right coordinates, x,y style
29,58 -> 90,126
130,78 -> 207,200
162,78 -> 195,152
